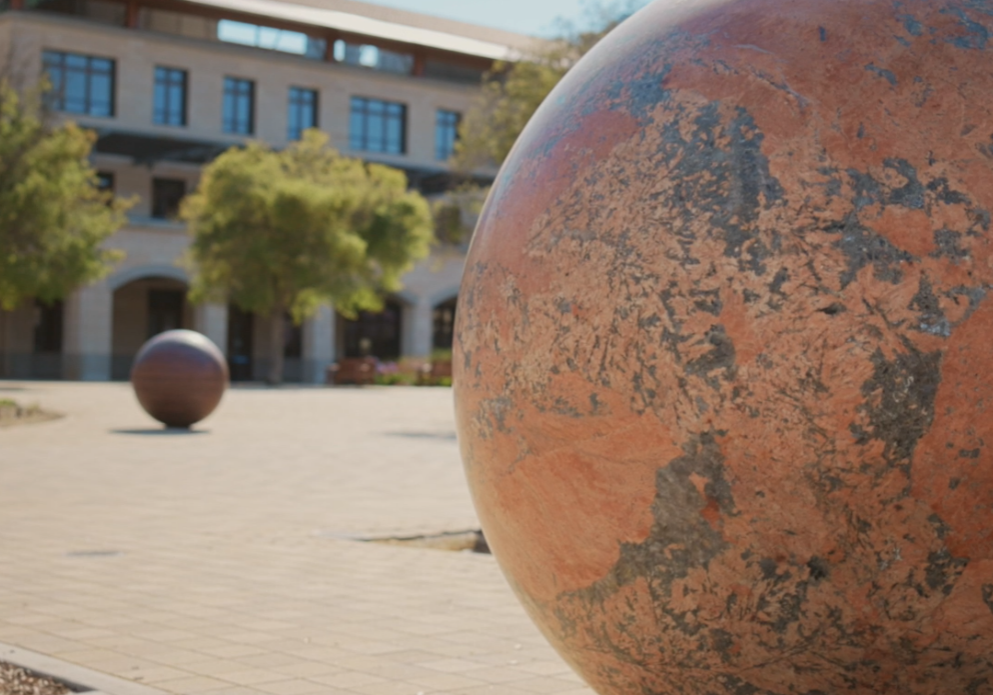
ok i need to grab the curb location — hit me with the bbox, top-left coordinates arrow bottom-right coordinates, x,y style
0,642 -> 169,695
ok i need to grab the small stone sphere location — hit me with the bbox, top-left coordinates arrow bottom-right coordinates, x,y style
131,329 -> 228,429
454,0 -> 993,693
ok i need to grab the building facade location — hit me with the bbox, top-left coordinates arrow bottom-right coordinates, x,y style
0,0 -> 528,381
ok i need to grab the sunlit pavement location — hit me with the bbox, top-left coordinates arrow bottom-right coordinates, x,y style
0,381 -> 593,695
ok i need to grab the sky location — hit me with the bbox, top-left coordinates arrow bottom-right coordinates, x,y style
359,0 -> 648,37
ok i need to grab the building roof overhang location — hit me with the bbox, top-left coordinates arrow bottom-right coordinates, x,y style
95,130 -> 233,165
93,129 -> 496,193
179,0 -> 523,61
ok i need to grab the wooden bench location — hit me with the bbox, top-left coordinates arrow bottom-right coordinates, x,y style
417,359 -> 453,385
326,357 -> 377,386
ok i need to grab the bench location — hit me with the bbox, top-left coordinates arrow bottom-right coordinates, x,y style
326,357 -> 377,386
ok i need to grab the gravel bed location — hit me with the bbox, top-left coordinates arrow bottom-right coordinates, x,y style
0,663 -> 72,695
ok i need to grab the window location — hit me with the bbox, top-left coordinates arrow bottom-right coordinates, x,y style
222,77 -> 254,134
436,110 -> 460,161
153,66 -> 187,126
433,298 -> 457,351
42,50 -> 115,117
424,60 -> 485,85
287,87 -> 318,141
333,40 -> 412,75
151,178 -> 186,220
349,97 -> 406,155
283,314 -> 302,358
28,0 -> 126,27
217,19 -> 325,59
33,300 -> 63,354
95,171 -> 114,192
342,299 -> 402,359
139,7 -> 217,41
147,289 -> 184,337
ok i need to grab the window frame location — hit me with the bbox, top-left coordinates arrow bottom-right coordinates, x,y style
42,49 -> 116,117
222,76 -> 255,135
153,65 -> 188,127
349,96 -> 407,155
287,86 -> 318,141
435,109 -> 461,161
151,177 -> 187,220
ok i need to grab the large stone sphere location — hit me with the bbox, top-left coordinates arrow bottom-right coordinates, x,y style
454,0 -> 993,692
131,329 -> 228,429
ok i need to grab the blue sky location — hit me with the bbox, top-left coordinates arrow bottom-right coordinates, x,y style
361,0 -> 649,37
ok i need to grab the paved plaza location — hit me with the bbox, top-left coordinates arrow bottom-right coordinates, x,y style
0,382 -> 594,695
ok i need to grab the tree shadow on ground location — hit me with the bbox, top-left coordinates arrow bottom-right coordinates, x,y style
110,428 -> 209,436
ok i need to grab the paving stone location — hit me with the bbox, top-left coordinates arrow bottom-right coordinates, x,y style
0,383 -> 596,695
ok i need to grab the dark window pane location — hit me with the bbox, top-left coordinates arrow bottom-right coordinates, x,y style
153,66 -> 187,126
42,50 -> 115,116
96,171 -> 114,192
287,86 -> 317,141
33,300 -> 64,354
432,298 -> 456,351
223,77 -> 254,134
435,109 -> 460,161
349,96 -> 405,155
349,110 -> 363,149
151,178 -> 186,219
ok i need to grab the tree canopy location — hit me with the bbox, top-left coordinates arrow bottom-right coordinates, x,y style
183,129 -> 434,383
452,1 -> 648,172
0,79 -> 128,310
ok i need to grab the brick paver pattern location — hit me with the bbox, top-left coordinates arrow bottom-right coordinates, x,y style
0,382 -> 595,695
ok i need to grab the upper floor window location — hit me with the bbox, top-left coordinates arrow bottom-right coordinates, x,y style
153,66 -> 187,127
435,110 -> 461,161
349,97 -> 406,155
287,87 -> 318,141
333,41 -> 412,75
28,0 -> 126,27
222,77 -> 254,135
42,50 -> 114,117
151,178 -> 186,220
217,19 -> 325,60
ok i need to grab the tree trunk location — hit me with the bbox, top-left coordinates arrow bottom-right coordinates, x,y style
267,310 -> 285,386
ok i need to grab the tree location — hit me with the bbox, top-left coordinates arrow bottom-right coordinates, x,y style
452,1 -> 649,172
183,130 -> 435,385
0,79 -> 128,311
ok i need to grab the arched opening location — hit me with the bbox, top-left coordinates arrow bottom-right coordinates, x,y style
432,296 -> 457,353
338,298 -> 403,361
111,276 -> 191,379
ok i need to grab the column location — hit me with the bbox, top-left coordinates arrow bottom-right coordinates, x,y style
403,299 -> 434,359
302,305 -> 334,384
194,303 -> 228,354
63,282 -> 113,381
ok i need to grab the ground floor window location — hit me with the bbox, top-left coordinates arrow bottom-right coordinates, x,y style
227,304 -> 254,382
33,299 -> 63,354
341,299 -> 402,360
432,298 -> 456,352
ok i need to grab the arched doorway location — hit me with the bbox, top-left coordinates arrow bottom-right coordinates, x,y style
432,296 -> 457,353
339,298 -> 403,361
111,276 -> 191,379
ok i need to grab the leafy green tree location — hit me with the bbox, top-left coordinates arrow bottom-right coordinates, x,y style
452,1 -> 648,172
0,79 -> 128,310
183,130 -> 434,384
